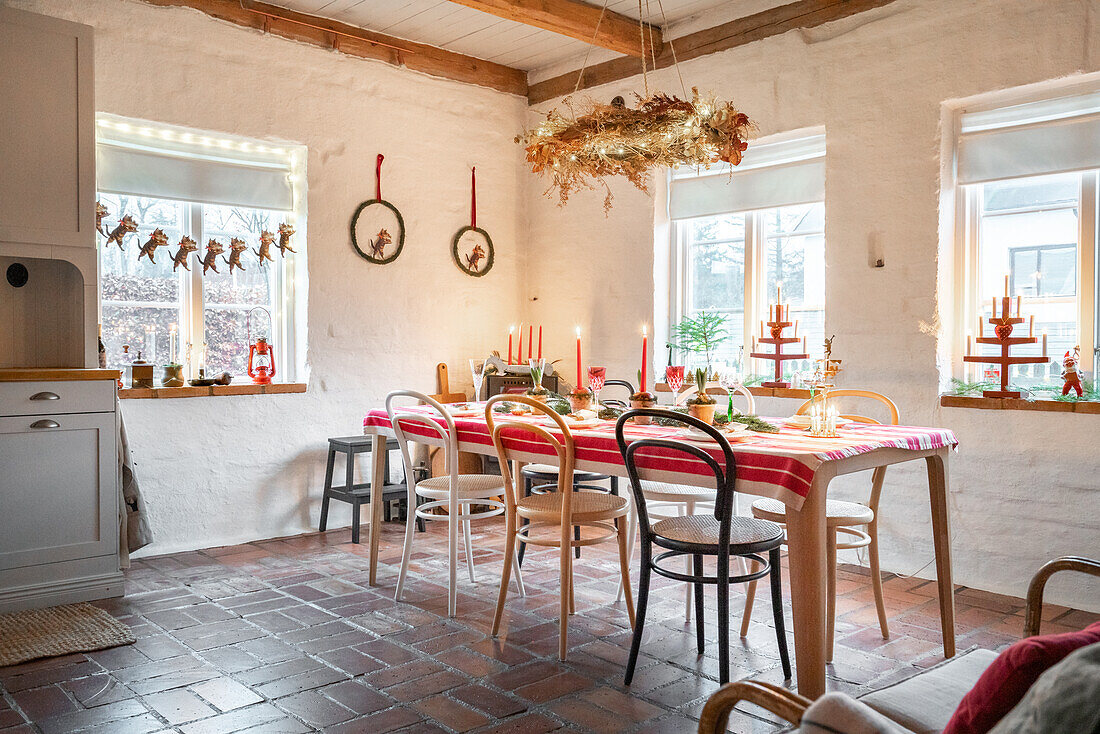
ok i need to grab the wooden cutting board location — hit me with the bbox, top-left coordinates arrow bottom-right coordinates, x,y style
427,362 -> 482,478
429,362 -> 466,405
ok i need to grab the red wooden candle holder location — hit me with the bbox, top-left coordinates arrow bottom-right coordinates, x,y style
963,296 -> 1048,398
750,309 -> 808,389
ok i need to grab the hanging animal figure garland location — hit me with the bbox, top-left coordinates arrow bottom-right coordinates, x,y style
452,167 -> 494,277
97,200 -> 296,274
350,154 -> 405,265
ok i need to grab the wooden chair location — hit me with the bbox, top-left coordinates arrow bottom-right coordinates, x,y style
386,390 -> 523,618
740,389 -> 899,661
486,394 -> 635,661
616,408 -> 791,686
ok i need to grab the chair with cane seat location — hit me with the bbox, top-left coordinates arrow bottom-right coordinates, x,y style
486,395 -> 635,661
617,384 -> 757,621
615,407 -> 791,685
386,390 -> 524,618
740,389 -> 899,660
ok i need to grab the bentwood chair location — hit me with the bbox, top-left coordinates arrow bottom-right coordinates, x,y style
617,384 -> 756,621
601,378 -> 636,408
616,408 -> 791,685
517,378 -> 632,564
386,390 -> 524,618
486,394 -> 635,661
740,389 -> 899,660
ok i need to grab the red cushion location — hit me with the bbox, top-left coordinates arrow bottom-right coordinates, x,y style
943,620 -> 1100,734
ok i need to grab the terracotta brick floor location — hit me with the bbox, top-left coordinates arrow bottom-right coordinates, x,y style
2,520 -> 1096,733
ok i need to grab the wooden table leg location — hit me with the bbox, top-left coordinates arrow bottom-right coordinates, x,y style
785,468 -> 830,699
368,434 -> 387,587
926,450 -> 956,658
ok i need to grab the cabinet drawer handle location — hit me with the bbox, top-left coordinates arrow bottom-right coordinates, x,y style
30,391 -> 61,401
30,419 -> 60,429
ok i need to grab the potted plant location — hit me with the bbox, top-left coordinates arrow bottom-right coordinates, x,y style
568,385 -> 593,411
667,311 -> 729,377
526,359 -> 551,403
686,367 -> 717,424
630,369 -> 657,424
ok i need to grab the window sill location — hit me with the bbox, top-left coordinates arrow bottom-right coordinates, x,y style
119,383 -> 307,399
653,382 -> 813,399
940,394 -> 1100,414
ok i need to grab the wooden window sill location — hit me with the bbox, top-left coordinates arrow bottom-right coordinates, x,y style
940,394 -> 1100,414
119,383 -> 307,399
653,382 -> 813,400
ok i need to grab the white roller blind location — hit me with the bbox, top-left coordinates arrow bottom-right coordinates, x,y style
95,114 -> 297,211
958,90 -> 1100,184
669,134 -> 825,221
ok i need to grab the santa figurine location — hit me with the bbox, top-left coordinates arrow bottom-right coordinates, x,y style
1061,347 -> 1083,397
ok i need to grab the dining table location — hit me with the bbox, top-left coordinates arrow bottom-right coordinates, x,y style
361,404 -> 959,699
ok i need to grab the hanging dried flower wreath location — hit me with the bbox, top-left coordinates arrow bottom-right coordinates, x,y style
519,90 -> 753,213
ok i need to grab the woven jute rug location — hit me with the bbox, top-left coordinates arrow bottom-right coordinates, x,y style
0,602 -> 135,667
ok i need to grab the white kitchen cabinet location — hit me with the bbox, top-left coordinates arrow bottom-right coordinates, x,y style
0,375 -> 123,612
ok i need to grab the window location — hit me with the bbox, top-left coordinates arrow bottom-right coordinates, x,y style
954,90 -> 1100,385
669,133 -> 826,378
95,115 -> 306,381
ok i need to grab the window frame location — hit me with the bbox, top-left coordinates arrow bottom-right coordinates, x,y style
96,195 -> 300,382
954,171 -> 1098,381
669,202 -> 826,375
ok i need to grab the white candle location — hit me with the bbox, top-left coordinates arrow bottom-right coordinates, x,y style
169,324 -> 177,364
777,282 -> 782,306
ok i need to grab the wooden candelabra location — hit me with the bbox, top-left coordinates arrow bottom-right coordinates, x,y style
963,294 -> 1048,398
750,304 -> 808,389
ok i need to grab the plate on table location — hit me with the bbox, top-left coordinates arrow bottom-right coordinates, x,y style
446,403 -> 481,417
784,415 -> 813,429
680,424 -> 751,442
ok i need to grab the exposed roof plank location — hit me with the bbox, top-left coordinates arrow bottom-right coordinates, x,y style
527,0 -> 896,104
444,0 -> 662,58
140,0 -> 528,96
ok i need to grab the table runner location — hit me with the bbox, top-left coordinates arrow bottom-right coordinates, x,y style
364,407 -> 957,511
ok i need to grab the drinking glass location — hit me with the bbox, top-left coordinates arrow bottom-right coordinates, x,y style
716,364 -> 741,420
665,365 -> 685,398
469,359 -> 486,401
587,366 -> 606,408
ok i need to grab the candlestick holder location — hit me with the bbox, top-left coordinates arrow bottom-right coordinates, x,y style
750,308 -> 809,388
963,296 -> 1048,398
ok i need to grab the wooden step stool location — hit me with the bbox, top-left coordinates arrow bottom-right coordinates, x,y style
319,436 -> 409,543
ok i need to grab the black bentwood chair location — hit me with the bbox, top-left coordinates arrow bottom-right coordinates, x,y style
615,408 -> 792,686
601,379 -> 636,409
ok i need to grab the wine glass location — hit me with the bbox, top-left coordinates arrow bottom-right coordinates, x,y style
716,363 -> 741,421
587,366 -> 606,409
665,365 -> 685,402
469,359 -> 486,401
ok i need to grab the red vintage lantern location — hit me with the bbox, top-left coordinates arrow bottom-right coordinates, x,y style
246,307 -> 276,385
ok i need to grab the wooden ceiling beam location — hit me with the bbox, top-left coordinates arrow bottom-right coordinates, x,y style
445,0 -> 662,58
528,0 -> 897,104
140,0 -> 528,97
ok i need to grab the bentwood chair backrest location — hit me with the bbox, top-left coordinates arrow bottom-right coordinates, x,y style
614,408 -> 738,540
484,394 -> 576,517
602,379 -> 636,408
675,384 -> 756,415
386,390 -> 459,482
795,389 -> 899,425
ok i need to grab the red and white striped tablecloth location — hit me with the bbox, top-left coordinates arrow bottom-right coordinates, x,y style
363,407 -> 957,511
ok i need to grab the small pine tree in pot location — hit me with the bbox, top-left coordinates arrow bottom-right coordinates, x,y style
668,311 -> 729,377
686,367 -> 717,424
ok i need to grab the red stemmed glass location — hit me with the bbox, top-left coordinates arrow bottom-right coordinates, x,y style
587,366 -> 606,408
666,365 -> 685,396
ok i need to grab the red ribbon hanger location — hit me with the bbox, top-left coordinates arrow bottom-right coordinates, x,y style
470,166 -> 477,229
375,154 -> 384,200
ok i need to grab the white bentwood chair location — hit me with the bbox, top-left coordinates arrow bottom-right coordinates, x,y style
386,390 -> 524,617
617,383 -> 756,622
